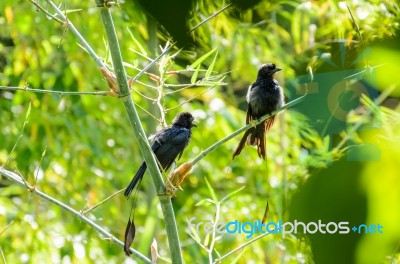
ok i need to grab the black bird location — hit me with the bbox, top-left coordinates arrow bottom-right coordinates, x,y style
124,112 -> 196,198
233,63 -> 284,160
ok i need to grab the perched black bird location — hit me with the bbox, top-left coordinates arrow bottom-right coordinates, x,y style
124,112 -> 196,198
233,63 -> 284,160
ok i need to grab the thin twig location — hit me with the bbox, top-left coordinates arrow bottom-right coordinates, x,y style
345,3 -> 369,67
129,48 -> 154,62
42,0 -> 104,67
0,167 -> 151,263
214,229 -> 273,263
208,202 -> 220,264
129,43 -> 175,85
29,0 -> 64,24
0,246 -> 5,264
12,166 -> 30,190
165,80 -> 227,94
345,3 -> 366,50
187,232 -> 210,252
0,221 -> 14,236
189,4 -> 233,33
155,85 -> 166,127
0,86 -> 111,96
2,103 -> 31,168
82,188 -> 126,214
164,83 -> 204,89
34,146 -> 47,187
131,87 -> 158,101
166,86 -> 216,111
132,79 -> 158,90
133,101 -> 161,122
166,69 -> 210,75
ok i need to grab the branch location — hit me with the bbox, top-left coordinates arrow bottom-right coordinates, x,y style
0,86 -> 111,96
214,228 -> 274,263
189,4 -> 233,33
0,167 -> 151,264
29,0 -> 64,24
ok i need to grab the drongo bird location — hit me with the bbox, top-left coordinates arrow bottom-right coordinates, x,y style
124,112 -> 195,255
124,112 -> 196,198
233,63 -> 284,160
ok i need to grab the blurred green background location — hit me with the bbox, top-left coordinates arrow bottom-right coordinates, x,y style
1,0 -> 399,263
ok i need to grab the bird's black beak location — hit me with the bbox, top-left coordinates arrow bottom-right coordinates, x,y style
272,67 -> 282,73
192,123 -> 197,128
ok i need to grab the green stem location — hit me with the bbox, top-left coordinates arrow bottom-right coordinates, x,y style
145,15 -> 160,131
0,168 -> 151,264
189,4 -> 233,33
0,86 -> 110,96
95,2 -> 183,263
214,228 -> 273,263
208,202 -> 220,264
29,0 -> 64,24
191,95 -> 307,165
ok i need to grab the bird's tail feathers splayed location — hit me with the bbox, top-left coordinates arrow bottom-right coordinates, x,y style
264,115 -> 276,132
232,116 -> 276,160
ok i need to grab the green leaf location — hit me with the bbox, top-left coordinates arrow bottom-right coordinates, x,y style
205,51 -> 218,78
189,224 -> 201,242
191,64 -> 200,84
196,198 -> 215,206
205,177 -> 218,202
127,28 -> 147,56
25,101 -> 31,123
203,233 -> 210,247
189,48 -> 217,69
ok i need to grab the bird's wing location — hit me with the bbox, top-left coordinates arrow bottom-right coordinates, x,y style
246,83 -> 259,124
245,84 -> 254,103
151,140 -> 161,151
246,105 -> 253,124
154,127 -> 190,170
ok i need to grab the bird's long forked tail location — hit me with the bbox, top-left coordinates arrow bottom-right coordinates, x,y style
124,177 -> 143,256
232,128 -> 254,159
124,162 -> 147,198
256,123 -> 266,160
124,163 -> 146,255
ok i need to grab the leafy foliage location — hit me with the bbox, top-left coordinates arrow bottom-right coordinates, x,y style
1,0 -> 400,263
